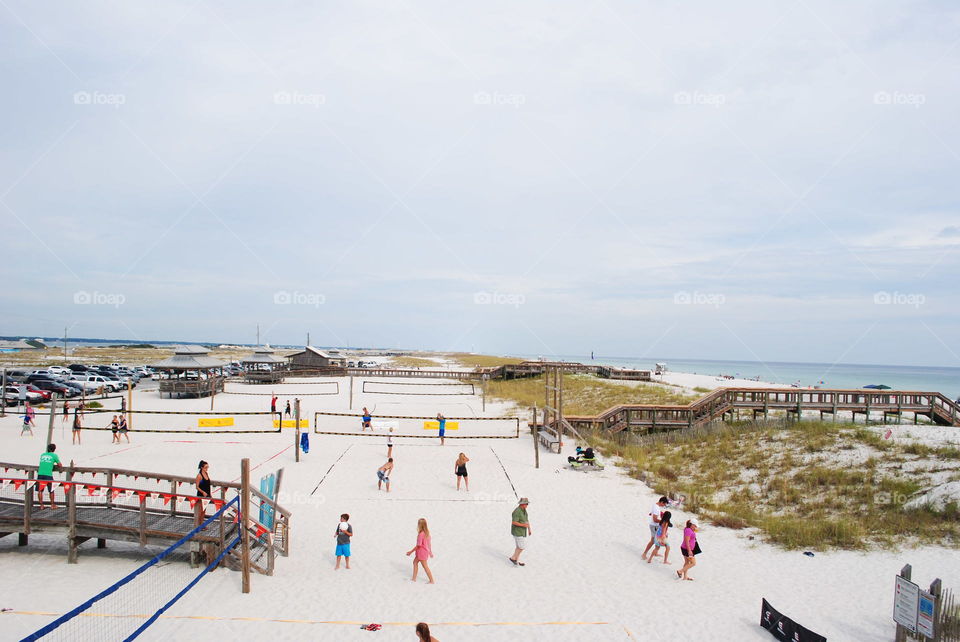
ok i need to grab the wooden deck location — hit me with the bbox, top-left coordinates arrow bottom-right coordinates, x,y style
0,462 -> 290,574
158,377 -> 226,398
565,388 -> 960,434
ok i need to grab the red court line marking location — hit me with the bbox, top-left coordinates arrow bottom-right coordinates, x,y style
84,445 -> 144,461
164,441 -> 251,444
231,444 -> 293,482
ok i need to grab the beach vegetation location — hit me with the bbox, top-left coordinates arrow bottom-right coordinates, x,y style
586,420 -> 960,550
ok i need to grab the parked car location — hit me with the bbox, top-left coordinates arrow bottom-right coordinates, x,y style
110,363 -> 122,368
66,376 -> 101,392
133,366 -> 153,378
60,380 -> 86,394
80,375 -> 122,392
25,373 -> 59,385
68,364 -> 90,372
33,380 -> 78,397
4,385 -> 43,404
47,366 -> 71,375
24,384 -> 52,401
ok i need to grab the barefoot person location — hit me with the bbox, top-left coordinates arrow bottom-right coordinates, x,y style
648,510 -> 672,565
361,407 -> 372,431
36,444 -> 62,509
405,518 -> 435,583
195,460 -> 212,498
334,513 -> 353,570
416,622 -> 440,641
436,413 -> 446,446
71,406 -> 82,445
377,458 -> 394,492
679,518 -> 699,580
118,414 -> 130,443
61,400 -> 70,424
107,415 -> 120,444
509,498 -> 531,566
454,453 -> 469,491
641,496 -> 669,561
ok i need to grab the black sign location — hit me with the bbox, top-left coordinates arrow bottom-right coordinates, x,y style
760,598 -> 827,642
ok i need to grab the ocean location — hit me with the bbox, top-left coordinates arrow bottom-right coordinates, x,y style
516,354 -> 960,400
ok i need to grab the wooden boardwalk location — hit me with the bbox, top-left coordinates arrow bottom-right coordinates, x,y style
0,462 -> 289,574
565,388 -> 960,434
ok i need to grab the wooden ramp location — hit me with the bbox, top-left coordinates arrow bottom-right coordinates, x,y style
566,388 -> 960,435
0,461 -> 290,575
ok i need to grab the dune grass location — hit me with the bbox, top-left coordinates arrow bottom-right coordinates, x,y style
587,420 -> 960,550
388,356 -> 442,368
445,353 -> 525,369
485,374 -> 697,416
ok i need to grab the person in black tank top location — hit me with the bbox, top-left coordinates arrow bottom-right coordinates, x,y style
196,460 -> 212,497
454,453 -> 470,491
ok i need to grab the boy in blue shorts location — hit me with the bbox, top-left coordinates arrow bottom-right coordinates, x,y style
335,513 -> 353,569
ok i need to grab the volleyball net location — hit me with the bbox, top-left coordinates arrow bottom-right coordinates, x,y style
63,409 -> 283,434
313,410 -> 519,439
221,381 -> 339,396
360,380 -> 475,396
25,496 -> 241,642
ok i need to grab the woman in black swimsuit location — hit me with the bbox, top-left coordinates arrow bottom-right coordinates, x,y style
196,460 -> 212,497
108,415 -> 120,444
454,453 -> 470,491
118,415 -> 130,443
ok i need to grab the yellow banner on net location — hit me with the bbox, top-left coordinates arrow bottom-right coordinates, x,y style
423,421 -> 459,430
273,419 -> 310,428
198,417 -> 234,427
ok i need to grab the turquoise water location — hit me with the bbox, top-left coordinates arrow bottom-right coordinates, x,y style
517,354 -> 960,399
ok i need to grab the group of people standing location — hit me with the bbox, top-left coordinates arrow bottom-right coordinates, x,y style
641,496 -> 701,581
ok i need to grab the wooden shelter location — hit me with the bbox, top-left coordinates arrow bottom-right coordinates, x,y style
151,346 -> 227,398
287,346 -> 347,369
241,347 -> 288,384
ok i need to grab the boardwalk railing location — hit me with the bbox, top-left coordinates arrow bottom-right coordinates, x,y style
565,388 -> 960,434
0,461 -> 290,572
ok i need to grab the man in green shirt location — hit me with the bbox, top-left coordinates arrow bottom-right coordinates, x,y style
509,497 -> 531,567
37,443 -> 62,510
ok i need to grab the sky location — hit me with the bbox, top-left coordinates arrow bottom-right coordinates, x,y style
1,1 -> 959,366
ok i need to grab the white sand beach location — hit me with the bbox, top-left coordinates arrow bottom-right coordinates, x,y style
0,375 -> 956,641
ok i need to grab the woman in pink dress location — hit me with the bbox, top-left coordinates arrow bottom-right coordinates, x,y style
405,518 -> 435,583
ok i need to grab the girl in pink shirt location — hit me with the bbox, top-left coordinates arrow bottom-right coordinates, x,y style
406,518 -> 435,583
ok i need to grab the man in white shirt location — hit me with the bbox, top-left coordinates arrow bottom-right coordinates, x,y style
641,496 -> 669,561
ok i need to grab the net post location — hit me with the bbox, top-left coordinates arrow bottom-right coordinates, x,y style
128,380 -> 133,429
532,406 -> 539,469
349,376 -> 354,410
241,457 -> 251,594
294,399 -> 301,463
46,393 -> 57,448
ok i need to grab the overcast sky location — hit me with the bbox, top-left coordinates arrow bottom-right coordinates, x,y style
2,1 -> 959,365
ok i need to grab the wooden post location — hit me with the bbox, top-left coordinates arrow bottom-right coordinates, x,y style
106,472 -> 114,510
929,577 -> 942,642
67,461 -> 77,562
127,380 -> 133,430
46,394 -> 57,448
294,399 -> 301,463
895,564 -> 912,642
482,379 -> 486,412
209,377 -> 216,410
348,376 -> 353,410
1,368 -> 6,418
532,406 -> 540,469
241,458 -> 251,594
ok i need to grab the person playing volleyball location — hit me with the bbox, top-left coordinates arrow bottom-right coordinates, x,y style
377,458 -> 394,492
437,413 -> 446,445
362,407 -> 372,431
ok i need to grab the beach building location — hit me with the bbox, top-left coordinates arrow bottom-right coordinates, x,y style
151,345 -> 227,398
241,346 -> 288,384
287,346 -> 347,370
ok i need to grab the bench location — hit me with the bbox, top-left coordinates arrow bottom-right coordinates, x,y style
535,424 -> 562,453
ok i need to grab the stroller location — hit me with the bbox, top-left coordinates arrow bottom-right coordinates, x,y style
567,446 -> 604,470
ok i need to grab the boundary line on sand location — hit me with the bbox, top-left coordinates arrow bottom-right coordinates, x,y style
5,612 -> 612,629
310,444 -> 354,496
489,446 -> 518,500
